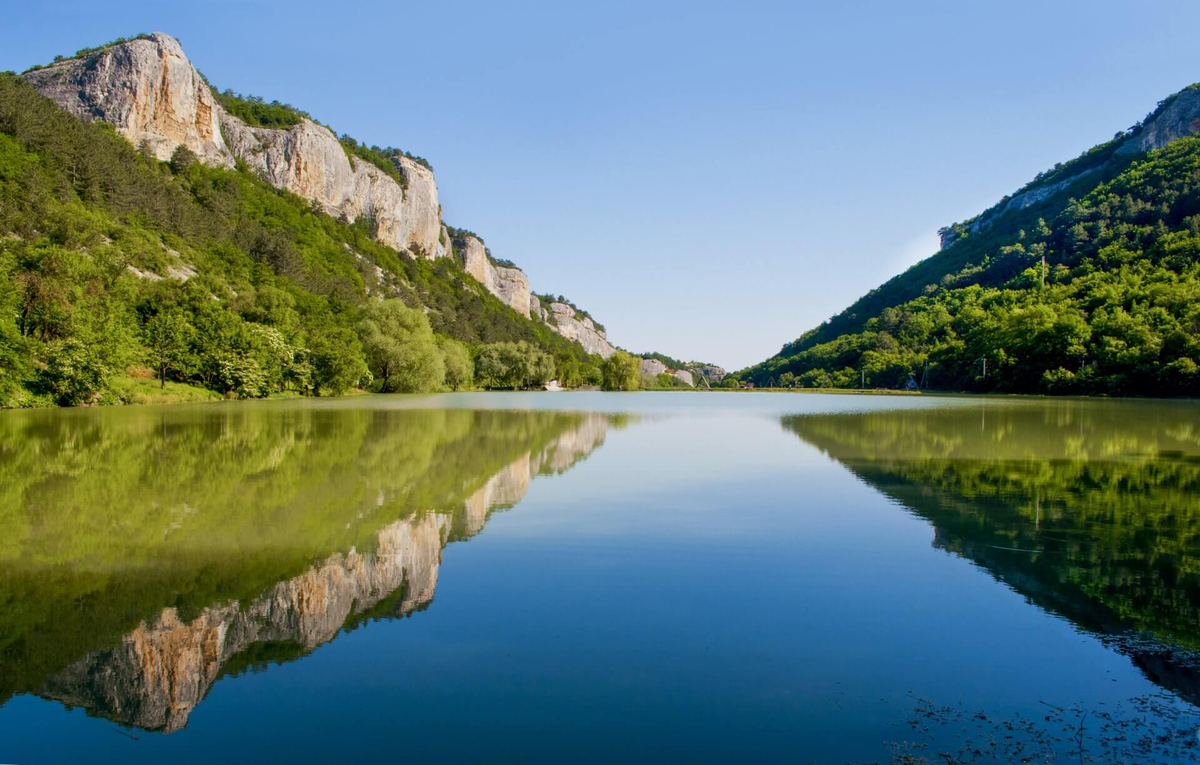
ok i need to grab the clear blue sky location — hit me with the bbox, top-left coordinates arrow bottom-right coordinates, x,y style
6,1 -> 1200,369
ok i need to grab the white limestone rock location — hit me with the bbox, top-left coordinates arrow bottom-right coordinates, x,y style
24,33 -> 230,166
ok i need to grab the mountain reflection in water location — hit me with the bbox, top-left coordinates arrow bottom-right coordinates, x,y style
0,404 -> 619,731
781,399 -> 1200,706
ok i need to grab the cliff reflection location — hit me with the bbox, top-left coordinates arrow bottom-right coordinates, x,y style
0,403 -> 620,731
781,399 -> 1200,703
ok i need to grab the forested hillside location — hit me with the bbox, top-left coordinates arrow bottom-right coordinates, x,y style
739,85 -> 1200,396
0,74 -> 602,407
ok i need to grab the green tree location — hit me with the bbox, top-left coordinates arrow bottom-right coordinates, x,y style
309,327 -> 369,396
41,339 -> 109,405
358,299 -> 444,393
474,341 -> 554,389
214,350 -> 268,399
601,351 -> 640,391
437,336 -> 473,391
168,144 -> 197,175
556,356 -> 582,389
144,311 -> 194,389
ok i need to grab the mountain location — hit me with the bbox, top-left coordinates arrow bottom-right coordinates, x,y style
0,32 -> 617,406
738,83 -> 1200,396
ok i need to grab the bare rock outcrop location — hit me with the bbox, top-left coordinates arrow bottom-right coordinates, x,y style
1116,87 -> 1200,157
456,234 -> 531,317
23,33 -> 229,166
638,358 -> 695,386
25,33 -> 441,256
672,369 -> 695,386
640,358 -> 668,378
221,117 -> 442,254
531,295 -> 616,358
691,364 -> 727,383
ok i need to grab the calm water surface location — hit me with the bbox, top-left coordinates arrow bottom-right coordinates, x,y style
2,392 -> 1200,762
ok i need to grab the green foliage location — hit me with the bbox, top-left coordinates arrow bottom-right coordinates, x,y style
0,73 -> 600,407
358,299 -> 444,393
555,355 -> 582,388
309,326 -> 369,395
601,351 -> 641,391
212,90 -> 311,129
437,336 -> 473,391
40,338 -> 109,405
337,135 -> 406,189
742,133 -> 1200,396
143,310 -> 193,388
474,341 -> 555,389
337,136 -> 433,189
168,144 -> 197,176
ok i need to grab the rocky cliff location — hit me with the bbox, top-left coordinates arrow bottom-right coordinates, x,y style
24,33 -> 442,256
37,414 -> 612,731
23,34 -> 229,166
221,119 -> 443,256
640,358 -> 669,378
530,295 -> 616,358
691,364 -> 727,383
23,32 -> 617,352
456,234 -> 531,318
639,358 -> 719,387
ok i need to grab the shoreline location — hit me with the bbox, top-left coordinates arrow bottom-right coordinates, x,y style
5,384 -> 1199,413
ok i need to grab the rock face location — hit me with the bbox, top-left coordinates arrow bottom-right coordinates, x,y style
531,295 -> 616,358
24,31 -> 621,355
1116,87 -> 1200,157
23,33 -> 229,166
37,414 -> 611,732
638,358 -> 696,386
24,33 -> 441,257
940,85 -> 1200,249
641,358 -> 668,378
691,364 -> 727,383
456,235 -> 531,317
222,116 -> 442,255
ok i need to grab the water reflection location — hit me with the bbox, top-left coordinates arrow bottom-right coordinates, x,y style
781,399 -> 1200,704
0,404 -> 619,731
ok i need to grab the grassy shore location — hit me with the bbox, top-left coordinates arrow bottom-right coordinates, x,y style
105,376 -> 225,406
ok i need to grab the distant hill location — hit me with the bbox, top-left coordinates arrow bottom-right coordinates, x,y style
737,83 -> 1200,396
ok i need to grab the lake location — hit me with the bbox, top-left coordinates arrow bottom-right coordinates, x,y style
2,392 -> 1200,763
